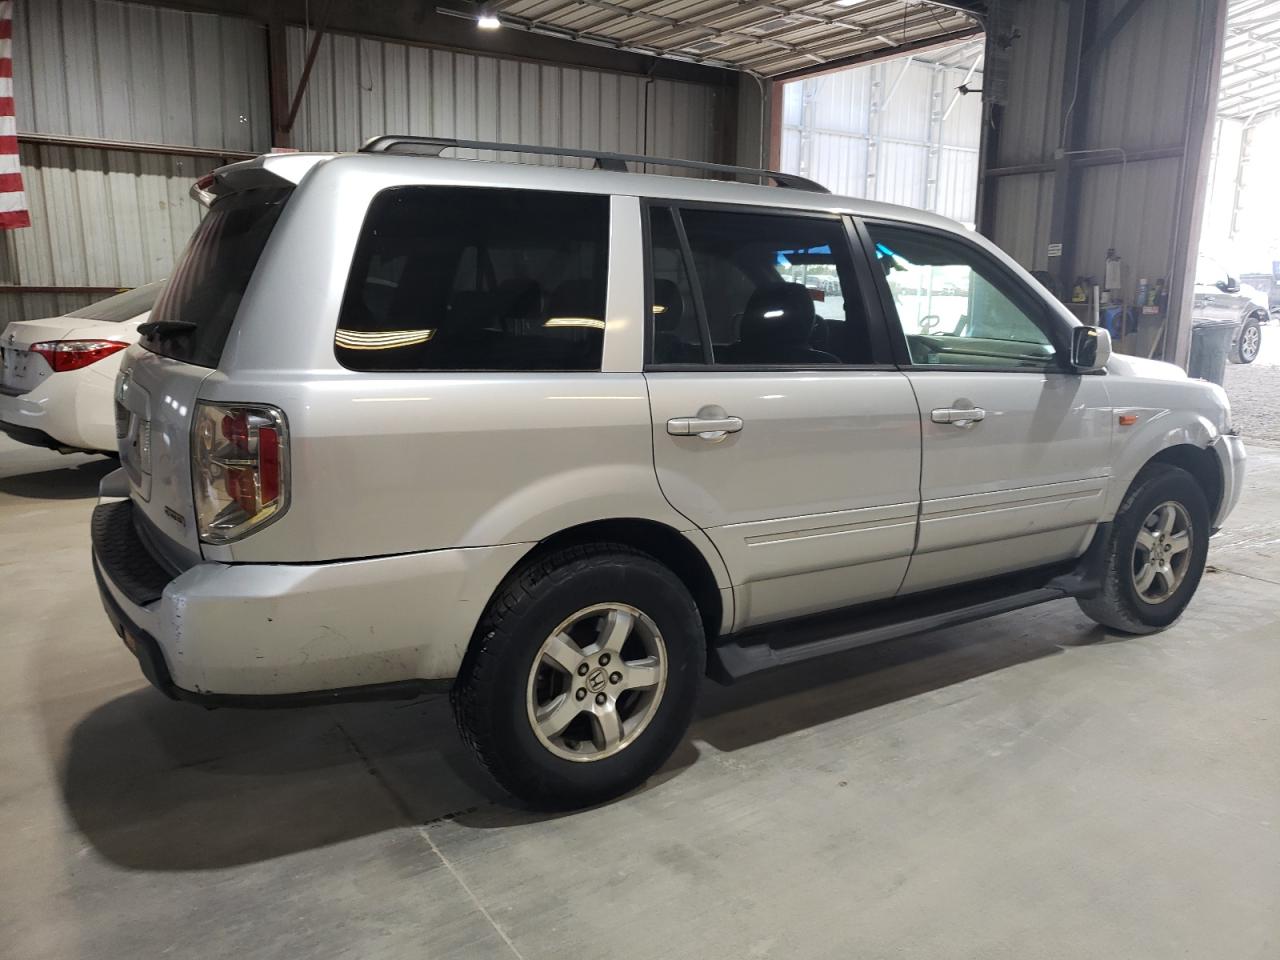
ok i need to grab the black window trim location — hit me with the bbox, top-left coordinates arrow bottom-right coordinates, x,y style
853,216 -> 1087,376
641,198 -> 901,373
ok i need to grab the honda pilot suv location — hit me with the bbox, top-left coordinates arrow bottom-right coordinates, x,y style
92,138 -> 1246,809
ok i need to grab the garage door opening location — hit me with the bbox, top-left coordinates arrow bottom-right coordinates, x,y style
1195,0 -> 1280,443
777,37 -> 984,226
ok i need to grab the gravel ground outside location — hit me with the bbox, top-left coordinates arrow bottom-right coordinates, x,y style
1223,323 -> 1280,445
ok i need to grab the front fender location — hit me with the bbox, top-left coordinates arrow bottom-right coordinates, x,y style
1102,409 -> 1219,519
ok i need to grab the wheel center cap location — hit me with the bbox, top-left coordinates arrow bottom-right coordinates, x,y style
586,667 -> 609,693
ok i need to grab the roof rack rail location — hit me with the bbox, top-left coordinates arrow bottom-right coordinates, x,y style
358,135 -> 829,193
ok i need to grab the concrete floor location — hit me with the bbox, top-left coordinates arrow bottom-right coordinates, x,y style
2,434 -> 1278,960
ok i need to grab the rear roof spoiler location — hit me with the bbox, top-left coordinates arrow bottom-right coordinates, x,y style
189,153 -> 331,207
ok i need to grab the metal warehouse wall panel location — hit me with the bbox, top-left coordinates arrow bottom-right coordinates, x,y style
285,27 -> 719,172
995,0 -> 1069,168
986,0 -> 1220,349
780,53 -> 983,223
0,144 -> 211,324
993,172 -> 1055,270
14,0 -> 270,152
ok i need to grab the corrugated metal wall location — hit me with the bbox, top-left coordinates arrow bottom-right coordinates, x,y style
4,1 -> 723,325
5,0 -> 269,323
16,0 -> 269,151
285,27 -> 720,175
989,0 -> 1212,296
779,53 -> 984,225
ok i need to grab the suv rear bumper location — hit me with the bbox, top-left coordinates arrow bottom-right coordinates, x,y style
91,499 -> 528,700
1212,431 -> 1247,531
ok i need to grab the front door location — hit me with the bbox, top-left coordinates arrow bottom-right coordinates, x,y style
643,204 -> 921,629
862,220 -> 1113,594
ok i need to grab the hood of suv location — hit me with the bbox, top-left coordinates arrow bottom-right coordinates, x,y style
1106,352 -> 1187,382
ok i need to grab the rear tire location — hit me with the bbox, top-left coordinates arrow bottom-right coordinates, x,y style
1077,464 -> 1210,634
452,543 -> 704,810
1231,316 -> 1262,364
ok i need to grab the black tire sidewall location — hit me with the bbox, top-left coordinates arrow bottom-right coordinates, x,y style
1110,467 -> 1210,629
468,552 -> 703,807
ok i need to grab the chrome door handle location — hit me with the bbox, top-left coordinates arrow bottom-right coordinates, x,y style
931,406 -> 986,427
667,415 -> 744,440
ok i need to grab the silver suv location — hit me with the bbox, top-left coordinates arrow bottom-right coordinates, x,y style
93,138 -> 1246,809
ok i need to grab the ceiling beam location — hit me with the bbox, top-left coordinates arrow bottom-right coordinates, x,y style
770,23 -> 983,81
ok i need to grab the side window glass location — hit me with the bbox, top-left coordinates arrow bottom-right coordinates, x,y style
649,207 -> 706,365
868,223 -> 1058,369
678,208 -> 875,366
336,187 -> 608,372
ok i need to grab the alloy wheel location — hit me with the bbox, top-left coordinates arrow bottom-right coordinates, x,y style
1241,323 -> 1261,361
525,603 -> 668,762
1131,501 -> 1193,604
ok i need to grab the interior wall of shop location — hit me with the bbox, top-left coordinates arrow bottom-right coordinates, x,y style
281,27 -> 719,177
980,0 -> 1226,364
3,0 -> 729,324
778,56 -> 984,225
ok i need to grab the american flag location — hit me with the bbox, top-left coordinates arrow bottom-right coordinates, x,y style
0,1 -> 28,230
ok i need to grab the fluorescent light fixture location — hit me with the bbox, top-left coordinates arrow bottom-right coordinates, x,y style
763,309 -> 785,318
833,0 -> 866,6
477,12 -> 501,29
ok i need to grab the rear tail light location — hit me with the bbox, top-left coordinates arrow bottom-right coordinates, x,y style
30,339 -> 129,372
192,402 -> 289,543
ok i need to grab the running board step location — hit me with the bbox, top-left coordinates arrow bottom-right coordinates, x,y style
711,586 -> 1070,686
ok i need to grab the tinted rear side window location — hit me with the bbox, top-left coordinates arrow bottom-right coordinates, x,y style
142,188 -> 291,368
336,187 -> 609,372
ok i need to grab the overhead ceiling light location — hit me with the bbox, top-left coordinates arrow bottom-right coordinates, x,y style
833,0 -> 866,6
476,10 -> 501,29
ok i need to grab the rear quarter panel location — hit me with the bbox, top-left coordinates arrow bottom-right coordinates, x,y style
196,370 -> 700,563
202,164 -> 718,583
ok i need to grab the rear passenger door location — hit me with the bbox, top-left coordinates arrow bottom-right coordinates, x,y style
643,204 -> 922,630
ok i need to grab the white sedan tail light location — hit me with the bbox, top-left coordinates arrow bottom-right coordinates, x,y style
192,402 -> 289,543
30,339 -> 129,372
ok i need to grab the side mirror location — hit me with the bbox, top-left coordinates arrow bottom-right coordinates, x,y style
1218,277 -> 1241,294
1070,325 -> 1111,372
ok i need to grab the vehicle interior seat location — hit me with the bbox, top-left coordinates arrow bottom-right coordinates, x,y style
652,278 -> 702,362
720,282 -> 839,364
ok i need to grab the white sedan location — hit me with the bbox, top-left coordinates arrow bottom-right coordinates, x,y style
0,281 -> 163,454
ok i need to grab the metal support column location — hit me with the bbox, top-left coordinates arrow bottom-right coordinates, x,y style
1046,0 -> 1096,290
865,64 -> 883,198
1230,122 -> 1254,240
925,63 -> 945,212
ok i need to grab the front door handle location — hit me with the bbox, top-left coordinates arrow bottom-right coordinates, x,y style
932,406 -> 986,427
667,414 -> 744,440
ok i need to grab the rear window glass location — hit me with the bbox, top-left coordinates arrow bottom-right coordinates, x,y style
67,281 -> 164,323
141,188 -> 291,368
336,187 -> 609,372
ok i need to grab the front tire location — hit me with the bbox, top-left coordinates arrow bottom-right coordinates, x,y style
1077,464 -> 1210,634
1231,316 -> 1262,363
452,543 -> 704,809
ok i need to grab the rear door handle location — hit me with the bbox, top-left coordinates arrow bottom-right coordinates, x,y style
667,415 -> 744,440
931,406 -> 986,427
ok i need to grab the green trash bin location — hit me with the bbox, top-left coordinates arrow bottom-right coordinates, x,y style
1188,319 -> 1237,386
